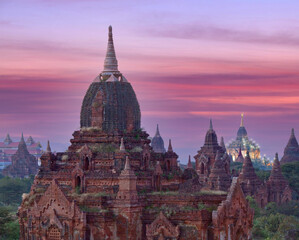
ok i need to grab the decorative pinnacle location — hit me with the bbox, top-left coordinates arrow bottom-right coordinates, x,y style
103,25 -> 119,73
119,138 -> 126,152
292,128 -> 295,136
168,139 -> 173,152
46,140 -> 51,153
209,119 -> 213,130
124,156 -> 131,170
241,113 -> 244,127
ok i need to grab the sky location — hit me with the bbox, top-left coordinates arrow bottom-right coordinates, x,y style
1,0 -> 299,163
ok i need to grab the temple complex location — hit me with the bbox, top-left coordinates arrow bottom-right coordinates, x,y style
227,114 -> 261,162
19,26 -> 290,240
280,128 -> 299,164
0,134 -> 42,170
2,134 -> 39,178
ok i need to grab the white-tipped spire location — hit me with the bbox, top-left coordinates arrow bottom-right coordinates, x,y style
241,113 -> 244,127
120,138 -> 126,152
103,26 -> 119,73
46,140 -> 51,153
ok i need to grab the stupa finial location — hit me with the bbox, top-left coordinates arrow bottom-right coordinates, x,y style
103,25 -> 119,74
210,119 -> 213,130
124,156 -> 131,170
168,139 -> 173,152
241,113 -> 244,127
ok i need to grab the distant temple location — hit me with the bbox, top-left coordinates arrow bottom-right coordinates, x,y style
280,128 -> 299,164
227,114 -> 261,161
2,134 -> 39,178
151,124 -> 166,153
18,26 -> 292,240
0,134 -> 42,170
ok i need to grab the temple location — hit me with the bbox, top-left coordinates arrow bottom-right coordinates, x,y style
2,134 -> 39,178
227,114 -> 261,162
18,26 -> 285,240
0,134 -> 42,170
280,128 -> 299,164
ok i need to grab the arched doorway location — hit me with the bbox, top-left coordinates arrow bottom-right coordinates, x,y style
84,157 -> 89,171
75,176 -> 81,193
167,160 -> 170,171
200,163 -> 205,174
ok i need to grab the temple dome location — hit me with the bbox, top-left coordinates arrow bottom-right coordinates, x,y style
80,26 -> 141,133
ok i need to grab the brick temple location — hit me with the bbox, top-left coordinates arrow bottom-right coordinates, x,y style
18,26 -> 291,240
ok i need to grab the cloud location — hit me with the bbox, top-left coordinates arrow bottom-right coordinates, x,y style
145,23 -> 299,47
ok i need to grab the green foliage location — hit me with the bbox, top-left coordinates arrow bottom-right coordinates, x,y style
281,161 -> 299,196
230,161 -> 243,172
0,176 -> 33,206
0,206 -> 19,239
246,196 -> 261,217
251,200 -> 299,239
255,169 -> 271,181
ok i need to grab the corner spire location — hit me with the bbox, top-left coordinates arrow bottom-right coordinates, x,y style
46,140 -> 51,153
103,25 -> 119,74
241,113 -> 244,127
209,119 -> 213,130
168,139 -> 173,152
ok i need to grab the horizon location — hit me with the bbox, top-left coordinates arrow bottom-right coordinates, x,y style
1,0 -> 299,163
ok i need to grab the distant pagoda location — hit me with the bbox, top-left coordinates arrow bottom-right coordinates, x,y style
280,128 -> 299,164
227,114 -> 261,161
2,134 -> 39,178
151,124 -> 166,153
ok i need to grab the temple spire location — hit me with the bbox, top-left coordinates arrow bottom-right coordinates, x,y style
46,140 -> 51,153
209,119 -> 213,130
103,25 -> 119,74
155,124 -> 160,137
187,155 -> 192,169
241,113 -> 244,127
168,139 -> 173,152
124,156 -> 131,170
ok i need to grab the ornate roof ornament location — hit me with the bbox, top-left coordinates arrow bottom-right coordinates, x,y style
210,118 -> 213,130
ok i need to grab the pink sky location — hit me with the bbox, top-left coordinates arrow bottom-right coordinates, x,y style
1,0 -> 299,162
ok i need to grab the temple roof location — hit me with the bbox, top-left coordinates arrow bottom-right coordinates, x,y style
268,153 -> 287,183
4,133 -> 12,145
235,147 -> 244,163
204,119 -> 218,148
80,26 -> 141,132
238,151 -> 260,183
